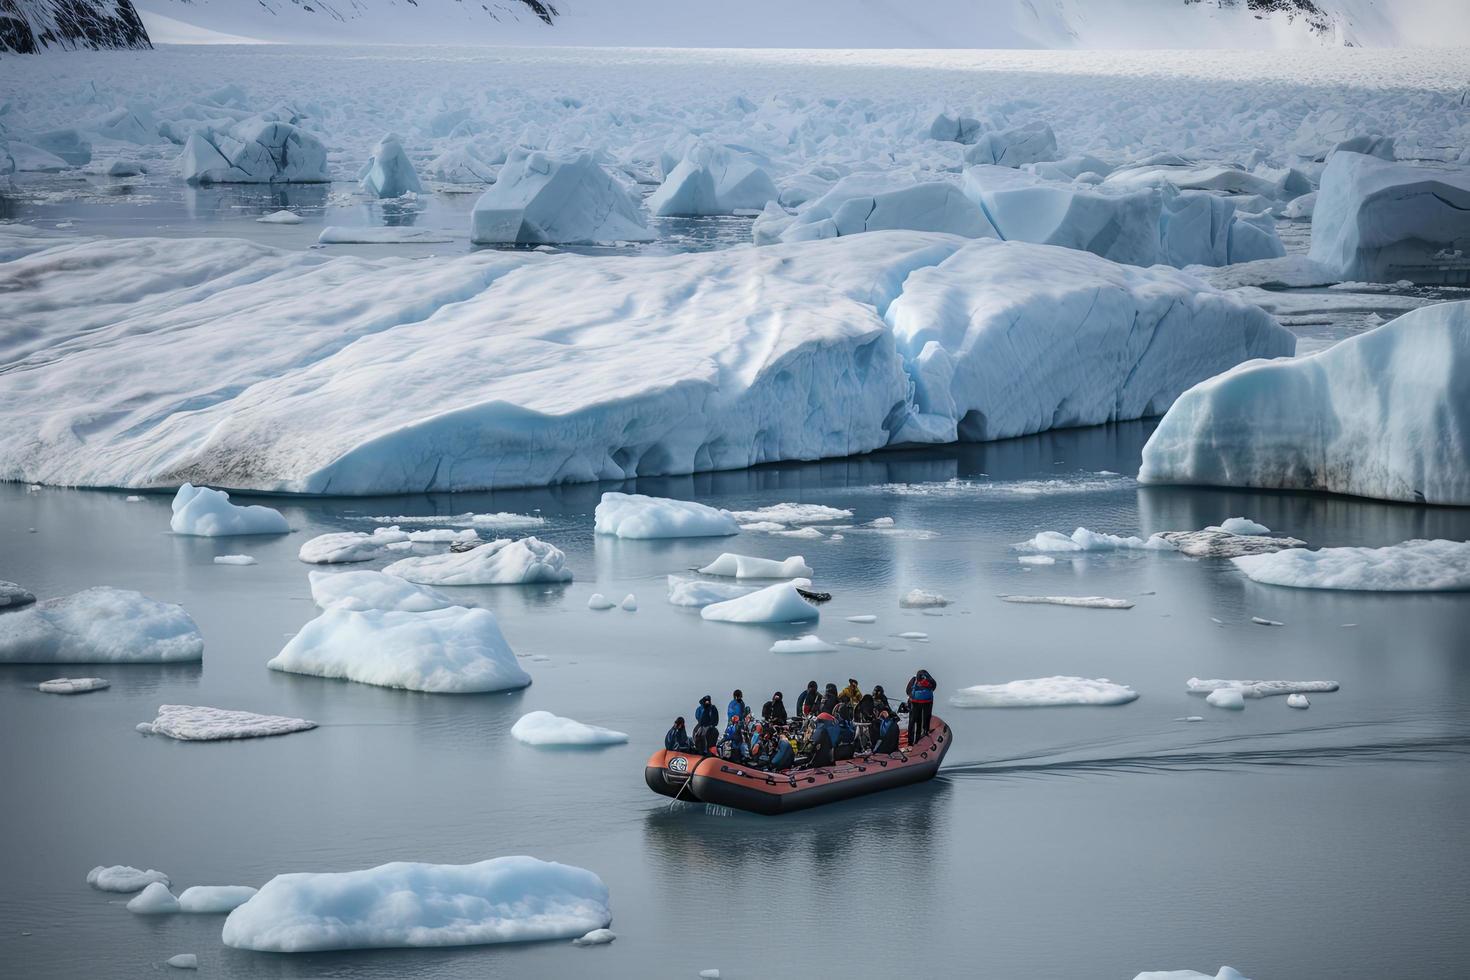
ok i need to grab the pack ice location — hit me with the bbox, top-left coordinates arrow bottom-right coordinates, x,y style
180,121 -> 329,184
1309,152 -> 1470,284
470,148 -> 652,245
0,588 -> 203,663
383,537 -> 572,586
1139,301 -> 1470,505
220,857 -> 611,952
171,484 -> 289,537
0,230 -> 1290,494
358,133 -> 422,199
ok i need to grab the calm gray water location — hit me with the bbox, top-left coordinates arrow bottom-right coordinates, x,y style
3,422 -> 1469,980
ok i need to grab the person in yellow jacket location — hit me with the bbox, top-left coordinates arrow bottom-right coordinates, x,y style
838,677 -> 862,704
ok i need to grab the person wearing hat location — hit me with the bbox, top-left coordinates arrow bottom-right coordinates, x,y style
720,713 -> 748,762
665,716 -> 693,751
874,708 -> 900,754
808,711 -> 837,767
819,682 -> 840,715
693,695 -> 720,754
794,681 -> 821,717
727,689 -> 750,725
906,668 -> 938,746
761,691 -> 788,725
839,677 -> 862,704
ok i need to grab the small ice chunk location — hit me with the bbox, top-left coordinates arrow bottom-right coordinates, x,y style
310,570 -> 455,613
1214,517 -> 1271,535
698,553 -> 812,579
166,953 -> 198,969
1186,678 -> 1338,699
1017,555 -> 1056,566
701,579 -> 818,624
572,928 -> 616,946
899,589 -> 950,608
383,537 -> 572,586
1251,617 -> 1285,627
665,576 -> 754,607
171,484 -> 288,537
594,493 -> 738,539
298,527 -> 410,564
896,631 -> 929,640
999,595 -> 1133,609
587,594 -> 615,610
88,865 -> 168,892
620,594 -> 637,612
256,210 -> 302,224
845,614 -> 877,624
952,676 -> 1139,707
214,554 -> 257,566
510,711 -> 628,746
1206,689 -> 1246,710
1176,716 -> 1205,722
128,882 -> 180,914
1287,694 -> 1310,708
1,580 -> 37,610
125,495 -> 144,502
38,677 -> 109,694
1233,539 -> 1470,592
728,503 -> 850,524
1134,968 -> 1250,980
868,517 -> 895,527
179,886 -> 258,913
769,635 -> 836,653
773,526 -> 824,539
0,588 -> 203,664
138,705 -> 317,741
700,972 -> 721,979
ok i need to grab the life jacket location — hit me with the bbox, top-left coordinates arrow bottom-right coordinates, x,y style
727,698 -> 747,721
721,722 -> 746,760
769,739 -> 794,770
695,702 -> 718,728
909,676 -> 935,703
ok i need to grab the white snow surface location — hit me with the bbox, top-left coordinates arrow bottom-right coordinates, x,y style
38,677 -> 110,694
220,857 -> 611,952
666,576 -> 754,608
952,676 -> 1139,707
383,537 -> 572,586
170,484 -> 288,537
309,570 -> 455,613
596,494 -> 738,539
701,579 -> 818,624
178,886 -> 258,914
1,229 -> 1290,495
0,588 -> 203,663
470,147 -> 652,245
137,704 -> 318,740
769,635 -> 837,653
1187,678 -> 1340,698
1233,539 -> 1470,592
697,553 -> 812,579
999,595 -> 1134,609
1140,302 -> 1470,505
267,606 -> 531,693
510,711 -> 629,746
128,882 -> 181,914
88,866 -> 169,892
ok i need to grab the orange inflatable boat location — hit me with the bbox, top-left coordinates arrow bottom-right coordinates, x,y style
645,715 -> 952,815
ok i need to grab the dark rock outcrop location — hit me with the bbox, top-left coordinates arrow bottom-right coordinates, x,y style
0,0 -> 151,54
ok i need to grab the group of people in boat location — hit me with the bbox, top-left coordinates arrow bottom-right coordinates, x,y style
663,669 -> 938,771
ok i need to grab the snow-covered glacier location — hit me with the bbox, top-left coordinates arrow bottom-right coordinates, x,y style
0,229 -> 1291,494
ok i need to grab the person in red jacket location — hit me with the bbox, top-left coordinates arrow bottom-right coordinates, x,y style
905,669 -> 937,746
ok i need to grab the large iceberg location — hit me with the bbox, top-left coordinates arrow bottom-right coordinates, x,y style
1139,301 -> 1469,505
0,588 -> 203,663
221,857 -> 610,952
267,606 -> 531,693
1309,152 -> 1470,284
358,133 -> 423,199
647,142 -> 778,216
179,121 -> 329,184
171,484 -> 289,537
594,493 -> 738,539
470,148 -> 653,245
1232,539 -> 1470,592
383,537 -> 572,586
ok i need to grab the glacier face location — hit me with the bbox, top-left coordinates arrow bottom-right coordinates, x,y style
0,228 -> 1293,495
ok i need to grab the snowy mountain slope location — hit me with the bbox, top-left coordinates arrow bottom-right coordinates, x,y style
131,0 -> 1470,48
0,0 -> 149,52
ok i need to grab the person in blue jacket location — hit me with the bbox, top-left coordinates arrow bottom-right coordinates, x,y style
906,668 -> 938,746
727,689 -> 749,723
665,716 -> 692,751
874,709 -> 900,754
693,694 -> 720,753
766,733 -> 795,771
720,715 -> 748,762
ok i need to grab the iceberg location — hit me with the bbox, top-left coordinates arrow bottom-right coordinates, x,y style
178,886 -> 258,914
586,594 -> 616,610
470,148 -> 652,245
666,577 -> 753,607
383,537 -> 572,586
88,865 -> 169,892
1139,302 -> 1470,505
137,705 -> 318,741
298,527 -> 411,564
221,857 -> 611,952
1310,152 -> 1470,284
1232,540 -> 1470,592
1,580 -> 35,610
697,553 -> 812,579
267,606 -> 531,693
510,710 -> 629,746
427,145 -> 495,184
701,579 -> 818,624
647,142 -> 778,216
951,676 -> 1139,708
38,677 -> 110,694
963,121 -> 1058,168
1206,689 -> 1246,710
171,484 -> 288,537
309,570 -> 455,613
770,180 -> 997,244
595,493 -> 738,539
358,133 -> 423,199
0,588 -> 203,663
179,121 -> 329,184
129,882 -> 181,914
1186,678 -> 1340,698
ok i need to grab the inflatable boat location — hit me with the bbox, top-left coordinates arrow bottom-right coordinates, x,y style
645,715 -> 952,815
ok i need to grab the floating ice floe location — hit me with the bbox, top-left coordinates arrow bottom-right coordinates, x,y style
511,711 -> 629,746
38,677 -> 110,694
0,580 -> 37,610
299,527 -> 412,564
220,857 -> 611,951
595,493 -> 739,539
838,637 -> 885,650
0,588 -> 203,663
1016,528 -> 1173,553
180,121 -> 329,184
1187,678 -> 1339,699
1017,555 -> 1057,566
845,614 -> 877,624
88,865 -> 169,892
701,579 -> 818,624
896,631 -> 929,640
999,595 -> 1134,609
1133,968 -> 1251,980
899,589 -> 950,608
1205,689 -> 1246,710
572,928 -> 616,946
257,210 -> 302,224
213,554 -> 257,565
1287,694 -> 1311,709
740,521 -> 785,532
1251,616 -> 1285,626
769,635 -> 837,653
128,882 -> 181,914
666,576 -> 754,608
166,954 -> 197,969
384,537 -> 572,586
648,141 -> 778,216
137,705 -> 317,741
358,133 -> 423,199
1310,152 -> 1470,285
309,571 -> 455,613
171,484 -> 288,537
698,553 -> 812,579
470,147 -> 652,245
587,594 -> 616,610
179,886 -> 258,913
772,526 -> 823,539
366,512 -> 544,530
1156,529 -> 1306,558
951,677 -> 1139,708
1233,539 -> 1470,592
727,504 -> 851,525
1139,301 -> 1470,505
267,606 -> 531,693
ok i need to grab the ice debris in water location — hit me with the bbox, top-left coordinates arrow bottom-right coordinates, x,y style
666,576 -> 754,607
701,579 -> 819,624
1017,528 -> 1174,552
179,886 -> 258,914
1251,616 -> 1285,627
727,503 -> 850,524
595,493 -> 738,539
214,554 -> 256,565
384,537 -> 572,586
773,526 -> 824,539
899,589 -> 950,608
572,928 -> 616,946
166,953 -> 198,969
298,527 -> 414,563
309,570 -> 454,613
698,553 -> 812,579
512,711 -> 628,746
1287,694 -> 1311,708
88,866 -> 168,892
952,677 -> 1139,708
358,133 -> 422,199
38,677 -> 109,694
470,147 -> 652,246
1187,678 -> 1338,698
1233,539 -> 1470,592
999,595 -> 1133,609
137,705 -> 317,741
221,857 -> 610,952
838,637 -> 885,650
0,581 -> 37,610
769,635 -> 836,653
0,588 -> 203,663
620,594 -> 637,611
1156,529 -> 1305,558
171,484 -> 288,537
257,210 -> 302,224
845,614 -> 877,623
1206,689 -> 1246,710
587,594 -> 616,611
896,631 -> 929,640
365,512 -> 545,529
128,882 -> 180,914
1018,555 -> 1057,566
